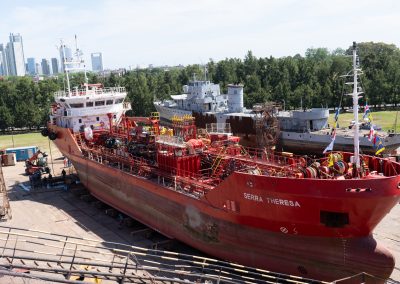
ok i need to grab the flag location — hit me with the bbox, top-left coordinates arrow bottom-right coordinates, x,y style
373,135 -> 385,155
363,103 -> 370,120
368,124 -> 375,141
331,127 -> 337,139
376,142 -> 385,155
367,112 -> 373,122
333,107 -> 340,129
323,129 -> 336,154
323,139 -> 335,154
334,107 -> 340,122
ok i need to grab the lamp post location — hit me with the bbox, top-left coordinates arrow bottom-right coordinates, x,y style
10,128 -> 14,148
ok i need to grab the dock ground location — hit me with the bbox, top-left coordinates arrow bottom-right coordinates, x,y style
374,203 -> 400,281
0,149 -> 399,282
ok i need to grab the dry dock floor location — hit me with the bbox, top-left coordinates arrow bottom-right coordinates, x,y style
0,151 -> 399,283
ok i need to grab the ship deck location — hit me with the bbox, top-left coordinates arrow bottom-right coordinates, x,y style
0,151 -> 399,283
313,127 -> 385,137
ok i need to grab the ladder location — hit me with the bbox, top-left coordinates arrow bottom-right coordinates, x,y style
211,147 -> 228,178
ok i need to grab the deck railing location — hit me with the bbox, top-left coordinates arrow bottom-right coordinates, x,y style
54,87 -> 126,98
206,123 -> 231,134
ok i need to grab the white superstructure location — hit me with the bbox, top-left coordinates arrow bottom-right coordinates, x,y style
154,79 -> 244,123
50,39 -> 129,133
227,84 -> 244,113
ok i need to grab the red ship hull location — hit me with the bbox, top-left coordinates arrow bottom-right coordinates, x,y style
49,124 -> 400,281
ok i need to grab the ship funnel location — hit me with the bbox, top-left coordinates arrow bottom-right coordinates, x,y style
227,84 -> 244,113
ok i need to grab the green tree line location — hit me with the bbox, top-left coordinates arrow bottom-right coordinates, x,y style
0,42 -> 400,130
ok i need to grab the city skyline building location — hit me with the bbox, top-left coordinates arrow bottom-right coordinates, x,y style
51,58 -> 59,74
41,58 -> 50,76
59,45 -> 73,73
1,32 -> 105,77
35,62 -> 42,75
6,33 -> 26,76
0,44 -> 8,76
91,52 -> 103,72
27,57 -> 36,75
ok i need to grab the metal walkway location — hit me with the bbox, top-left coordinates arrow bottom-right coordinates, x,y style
0,225 -> 327,284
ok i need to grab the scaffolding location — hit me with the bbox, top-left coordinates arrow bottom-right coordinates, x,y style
253,102 -> 281,149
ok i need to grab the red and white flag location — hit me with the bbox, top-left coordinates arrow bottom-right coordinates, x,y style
368,124 -> 375,141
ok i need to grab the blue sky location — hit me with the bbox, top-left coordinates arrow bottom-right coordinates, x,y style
1,0 -> 400,69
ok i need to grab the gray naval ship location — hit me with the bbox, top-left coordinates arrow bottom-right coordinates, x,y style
154,79 -> 400,155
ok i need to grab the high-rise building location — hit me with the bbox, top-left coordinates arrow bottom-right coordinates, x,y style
91,52 -> 103,72
51,58 -> 59,74
35,63 -> 42,75
0,44 -> 8,76
59,45 -> 73,72
6,33 -> 26,76
27,58 -> 36,75
41,59 -> 51,76
5,43 -> 13,75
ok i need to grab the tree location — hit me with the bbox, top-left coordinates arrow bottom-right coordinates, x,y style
0,105 -> 13,131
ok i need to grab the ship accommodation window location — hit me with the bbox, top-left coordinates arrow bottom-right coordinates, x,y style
320,211 -> 349,228
69,103 -> 84,108
96,117 -> 100,121
95,100 -> 105,106
86,101 -> 93,107
115,98 -> 124,104
78,119 -> 82,123
106,99 -> 114,105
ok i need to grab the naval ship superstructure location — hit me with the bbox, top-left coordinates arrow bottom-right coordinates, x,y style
154,80 -> 400,155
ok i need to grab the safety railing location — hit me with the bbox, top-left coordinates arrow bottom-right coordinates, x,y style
206,123 -> 231,134
54,87 -> 126,98
81,145 -> 213,197
0,225 -> 326,284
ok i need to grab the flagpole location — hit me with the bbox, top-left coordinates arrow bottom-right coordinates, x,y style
352,42 -> 360,170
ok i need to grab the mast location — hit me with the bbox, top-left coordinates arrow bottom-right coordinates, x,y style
75,34 -> 89,93
352,42 -> 361,169
61,36 -> 88,96
61,40 -> 71,96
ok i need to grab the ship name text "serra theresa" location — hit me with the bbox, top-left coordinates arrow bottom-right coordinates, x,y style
243,193 -> 301,207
